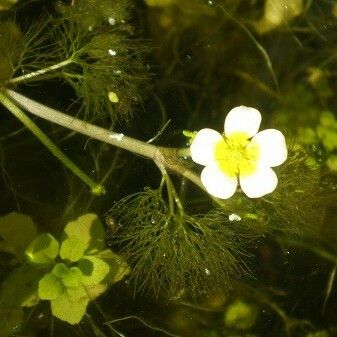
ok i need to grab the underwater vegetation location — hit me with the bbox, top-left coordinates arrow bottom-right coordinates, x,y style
1,0 -> 337,337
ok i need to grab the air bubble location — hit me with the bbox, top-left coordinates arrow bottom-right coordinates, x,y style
108,91 -> 119,103
108,49 -> 117,56
109,132 -> 124,141
229,213 -> 241,221
108,17 -> 116,25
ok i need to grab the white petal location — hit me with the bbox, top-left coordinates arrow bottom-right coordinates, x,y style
190,128 -> 223,166
201,165 -> 238,199
224,106 -> 262,138
239,167 -> 277,198
251,129 -> 287,167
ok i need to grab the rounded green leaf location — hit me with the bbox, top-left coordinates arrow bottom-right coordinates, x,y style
96,249 -> 130,285
85,284 -> 108,301
77,256 -> 110,286
320,128 -> 337,151
52,263 -> 68,278
63,214 -> 105,252
297,127 -> 317,145
224,300 -> 258,330
61,267 -> 83,288
0,212 -> 37,258
51,286 -> 89,324
25,233 -> 59,265
59,236 -> 86,262
327,155 -> 337,172
320,111 -> 336,127
38,273 -> 64,300
51,264 -> 83,289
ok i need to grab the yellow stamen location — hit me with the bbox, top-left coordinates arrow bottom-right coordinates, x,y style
214,132 -> 260,177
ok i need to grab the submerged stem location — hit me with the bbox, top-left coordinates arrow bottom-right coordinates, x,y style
7,58 -> 74,84
167,176 -> 184,214
165,173 -> 175,214
6,89 -> 158,159
163,169 -> 184,214
4,89 -> 216,200
154,155 -> 184,214
176,147 -> 191,158
0,90 -> 105,195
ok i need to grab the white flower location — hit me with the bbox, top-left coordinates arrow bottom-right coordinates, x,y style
190,106 -> 287,199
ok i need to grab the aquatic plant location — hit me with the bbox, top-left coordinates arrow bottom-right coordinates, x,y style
296,111 -> 337,172
3,0 -> 147,122
0,212 -> 129,330
109,186 -> 253,298
0,0 -> 336,336
224,299 -> 258,330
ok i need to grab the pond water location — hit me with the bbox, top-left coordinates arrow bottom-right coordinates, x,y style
0,0 -> 337,337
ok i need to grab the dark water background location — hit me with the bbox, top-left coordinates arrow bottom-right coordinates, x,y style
1,0 -> 337,336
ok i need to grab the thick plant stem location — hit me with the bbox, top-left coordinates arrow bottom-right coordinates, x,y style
8,59 -> 74,84
0,90 -> 105,195
5,89 -> 210,197
176,147 -> 191,158
6,90 -> 158,159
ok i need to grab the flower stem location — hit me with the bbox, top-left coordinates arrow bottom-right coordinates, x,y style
6,89 -> 158,159
7,59 -> 74,84
165,174 -> 175,215
176,147 -> 191,158
5,89 -> 212,199
0,90 -> 105,195
156,162 -> 184,215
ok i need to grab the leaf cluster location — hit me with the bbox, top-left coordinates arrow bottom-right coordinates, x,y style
56,1 -> 148,122
0,16 -> 66,83
0,212 -> 129,329
108,187 -> 255,299
2,0 -> 148,123
297,111 -> 337,172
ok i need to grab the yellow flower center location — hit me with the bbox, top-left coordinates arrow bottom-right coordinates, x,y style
214,132 -> 260,177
